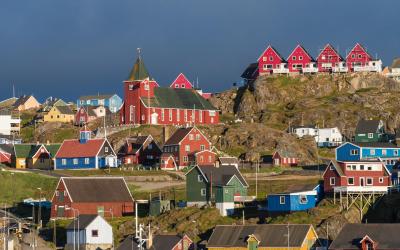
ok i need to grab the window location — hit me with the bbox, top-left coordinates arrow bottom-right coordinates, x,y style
351,54 -> 355,58
199,156 -> 204,162
329,165 -> 334,170
73,158 -> 78,165
379,177 -> 384,183
198,175 -> 203,182
395,150 -> 398,156
185,145 -> 190,152
358,54 -> 362,59
209,110 -> 216,117
144,83 -> 149,90
352,165 -> 356,170
161,109 -> 165,121
184,110 -> 188,122
199,111 -> 202,122
192,109 -> 195,122
330,177 -> 335,186
62,159 -> 66,165
292,56 -> 296,60
368,133 -> 373,138
176,109 -> 181,121
196,134 -> 200,141
200,145 -> 205,151
175,84 -> 179,88
366,178 -> 373,185
350,149 -> 359,155
189,134 -> 194,140
370,149 -> 375,155
269,56 -> 273,61
348,177 -> 354,185
129,84 -> 134,90
40,158 -> 45,163
148,144 -> 153,150
262,57 -> 267,62
105,147 -> 109,153
181,84 -> 185,88
299,195 -> 308,204
183,156 -> 188,162
91,230 -> 99,237
169,109 -> 173,121
382,149 -> 387,156
201,188 -> 206,196
367,166 -> 372,171
299,56 -> 303,60
279,196 -> 285,204
56,191 -> 59,196
360,165 -> 364,170
85,158 -> 89,165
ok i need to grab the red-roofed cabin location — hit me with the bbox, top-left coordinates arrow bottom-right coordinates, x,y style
287,45 -> 317,73
170,73 -> 193,89
323,160 -> 391,193
119,135 -> 162,166
195,150 -> 216,166
272,150 -> 298,167
345,43 -> 382,72
257,45 -> 288,75
50,177 -> 134,218
54,130 -> 118,170
316,44 -> 344,73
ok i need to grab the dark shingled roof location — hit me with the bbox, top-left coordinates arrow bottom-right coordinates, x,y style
328,160 -> 345,176
61,177 -> 133,202
0,144 -> 13,155
207,224 -> 313,248
391,57 -> 400,69
241,63 -> 258,80
329,224 -> 400,249
141,88 -> 216,110
164,127 -> 193,145
355,119 -> 382,134
117,234 -> 184,250
218,157 -> 239,165
66,214 -> 98,230
55,106 -> 74,115
126,135 -> 150,152
13,95 -> 34,108
79,94 -> 114,100
198,165 -> 248,187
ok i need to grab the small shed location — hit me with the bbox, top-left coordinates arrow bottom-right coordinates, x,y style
267,184 -> 322,213
272,149 -> 299,167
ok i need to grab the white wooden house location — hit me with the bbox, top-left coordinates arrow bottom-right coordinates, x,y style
65,214 -> 113,250
292,126 -> 343,147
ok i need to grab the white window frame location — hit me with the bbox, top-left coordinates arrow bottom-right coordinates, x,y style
348,177 -> 354,185
169,109 -> 172,121
350,149 -> 359,155
299,195 -> 308,204
382,149 -> 387,156
161,108 -> 165,121
200,145 -> 205,151
366,177 -> 373,186
183,156 -> 188,162
330,177 -> 335,186
62,159 -> 66,165
379,177 -> 384,183
185,145 -> 190,152
279,196 -> 285,204
201,188 -> 206,196
105,147 -> 109,153
84,158 -> 90,165
199,111 -> 202,122
177,109 -> 180,121
368,133 -> 373,139
370,149 -> 375,155
73,158 -> 78,165
198,175 -> 203,182
184,110 -> 188,122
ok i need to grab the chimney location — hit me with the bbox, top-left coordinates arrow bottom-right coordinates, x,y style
46,140 -> 50,145
215,160 -> 220,168
163,126 -> 170,144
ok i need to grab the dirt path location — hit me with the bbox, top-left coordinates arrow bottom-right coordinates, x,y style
127,180 -> 185,191
246,174 -> 321,181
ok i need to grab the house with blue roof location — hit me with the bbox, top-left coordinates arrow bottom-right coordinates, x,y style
77,94 -> 122,113
267,184 -> 323,213
336,142 -> 400,171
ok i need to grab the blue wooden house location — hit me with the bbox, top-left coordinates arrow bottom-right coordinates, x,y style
336,142 -> 400,171
54,130 -> 118,170
267,184 -> 323,213
77,94 -> 122,113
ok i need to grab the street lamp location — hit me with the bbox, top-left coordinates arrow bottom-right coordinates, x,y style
66,207 -> 80,250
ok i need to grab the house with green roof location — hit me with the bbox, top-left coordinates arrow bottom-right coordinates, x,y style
120,53 -> 219,126
13,143 -> 60,169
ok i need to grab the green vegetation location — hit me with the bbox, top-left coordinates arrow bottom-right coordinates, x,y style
0,171 -> 58,205
20,126 -> 35,142
318,148 -> 335,159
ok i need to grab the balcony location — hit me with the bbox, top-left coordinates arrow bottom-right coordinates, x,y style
333,186 -> 389,193
332,66 -> 348,73
272,68 -> 289,74
353,60 -> 382,72
302,67 -> 318,73
234,195 -> 256,202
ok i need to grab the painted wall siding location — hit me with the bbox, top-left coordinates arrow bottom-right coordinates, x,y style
346,44 -> 372,71
336,143 -> 361,161
186,167 -> 209,203
355,132 -> 382,143
258,46 -> 284,75
287,46 -> 313,73
55,157 -> 97,170
267,194 -> 316,212
317,45 -> 342,72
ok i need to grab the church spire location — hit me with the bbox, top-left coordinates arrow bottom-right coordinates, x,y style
127,48 -> 151,81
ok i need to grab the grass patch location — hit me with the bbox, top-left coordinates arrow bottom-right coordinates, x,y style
55,168 -> 172,177
240,166 -> 284,174
0,171 -> 58,205
20,126 -> 35,142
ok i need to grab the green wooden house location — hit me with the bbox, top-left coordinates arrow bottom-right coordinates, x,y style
185,165 -> 249,216
354,119 -> 387,143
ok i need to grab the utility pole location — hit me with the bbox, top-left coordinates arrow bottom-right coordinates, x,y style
255,160 -> 258,199
286,223 -> 290,250
37,188 -> 42,229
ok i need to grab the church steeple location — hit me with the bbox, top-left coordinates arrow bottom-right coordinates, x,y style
127,48 -> 151,81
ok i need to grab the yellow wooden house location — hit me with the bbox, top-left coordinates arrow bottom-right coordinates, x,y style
43,105 -> 75,123
207,224 -> 319,250
13,144 -> 61,169
12,95 -> 41,111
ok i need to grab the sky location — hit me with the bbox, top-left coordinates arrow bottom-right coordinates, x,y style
0,0 -> 399,102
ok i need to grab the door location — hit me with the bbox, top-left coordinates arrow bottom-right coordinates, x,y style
57,206 -> 64,217
151,113 -> 158,124
106,156 -> 115,167
360,177 -> 365,186
274,158 -> 280,166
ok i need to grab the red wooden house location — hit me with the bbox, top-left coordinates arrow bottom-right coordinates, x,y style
119,135 -> 162,166
257,45 -> 287,75
120,55 -> 219,126
160,126 -> 211,170
322,160 -> 391,193
195,150 -> 216,166
75,106 -> 97,125
287,45 -> 317,73
272,149 -> 298,167
169,73 -> 193,89
346,43 -> 373,72
316,44 -> 344,73
50,177 -> 134,218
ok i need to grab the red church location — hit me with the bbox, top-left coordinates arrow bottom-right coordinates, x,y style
287,45 -> 317,73
316,44 -> 344,73
119,54 -> 219,126
257,45 -> 288,75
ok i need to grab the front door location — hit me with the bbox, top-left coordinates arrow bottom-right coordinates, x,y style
360,177 -> 365,186
151,113 -> 158,125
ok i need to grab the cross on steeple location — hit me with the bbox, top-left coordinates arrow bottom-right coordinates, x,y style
137,48 -> 142,59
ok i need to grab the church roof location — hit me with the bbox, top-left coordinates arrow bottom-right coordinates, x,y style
127,56 -> 151,81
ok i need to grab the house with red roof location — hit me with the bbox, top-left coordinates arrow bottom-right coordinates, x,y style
257,45 -> 288,75
287,45 -> 317,73
54,130 -> 118,170
160,126 -> 211,170
346,43 -> 382,72
316,44 -> 346,73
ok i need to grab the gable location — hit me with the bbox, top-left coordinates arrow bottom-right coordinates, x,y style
287,45 -> 313,61
316,44 -> 342,60
257,45 -> 284,62
170,73 -> 193,88
346,43 -> 372,60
